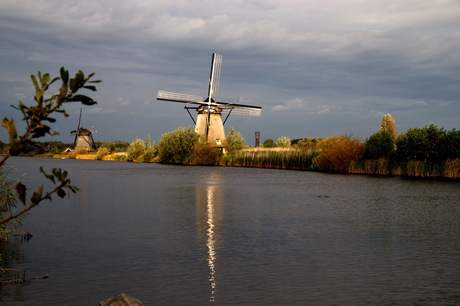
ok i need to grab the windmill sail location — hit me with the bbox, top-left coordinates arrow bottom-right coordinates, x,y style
208,53 -> 222,101
156,53 -> 262,149
157,90 -> 204,104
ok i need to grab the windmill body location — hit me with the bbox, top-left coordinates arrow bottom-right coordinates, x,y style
71,109 -> 96,152
157,53 -> 261,150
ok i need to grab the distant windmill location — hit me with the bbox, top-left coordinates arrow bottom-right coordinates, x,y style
157,53 -> 262,149
70,109 -> 96,152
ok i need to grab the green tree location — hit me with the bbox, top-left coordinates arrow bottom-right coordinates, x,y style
0,67 -> 100,230
158,127 -> 198,164
276,136 -> 291,148
440,129 -> 460,159
226,127 -> 246,152
365,131 -> 395,158
192,138 -> 221,165
294,138 -> 318,152
127,138 -> 146,161
263,139 -> 275,148
396,125 -> 443,161
143,135 -> 158,162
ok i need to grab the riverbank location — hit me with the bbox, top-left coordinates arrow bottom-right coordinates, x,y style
32,148 -> 460,179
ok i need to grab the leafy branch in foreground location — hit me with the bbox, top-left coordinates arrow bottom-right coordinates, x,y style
0,168 -> 78,226
0,67 -> 100,230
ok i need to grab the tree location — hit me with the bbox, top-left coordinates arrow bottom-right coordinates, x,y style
263,139 -> 275,148
379,113 -> 398,140
192,138 -> 221,165
314,135 -> 365,172
0,68 -> 100,231
294,138 -> 318,152
396,125 -> 437,161
226,127 -> 246,152
365,131 -> 395,158
276,136 -> 291,148
127,138 -> 146,161
158,127 -> 198,164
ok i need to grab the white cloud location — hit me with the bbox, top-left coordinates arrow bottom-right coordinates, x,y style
84,107 -> 116,114
272,98 -> 306,112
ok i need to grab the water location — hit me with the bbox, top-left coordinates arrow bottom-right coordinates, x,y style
1,157 -> 460,305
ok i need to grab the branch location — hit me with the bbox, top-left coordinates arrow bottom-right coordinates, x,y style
0,179 -> 72,226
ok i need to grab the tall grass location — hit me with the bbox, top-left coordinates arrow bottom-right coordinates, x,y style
221,148 -> 459,178
349,158 -> 460,178
219,148 -> 317,170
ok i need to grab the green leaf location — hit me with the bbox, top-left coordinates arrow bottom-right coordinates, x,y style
31,74 -> 39,91
42,73 -> 50,86
70,94 -> 97,105
57,188 -> 66,198
83,85 -> 97,92
60,67 -> 69,85
15,183 -> 27,205
40,166 -> 55,184
69,71 -> 84,92
31,186 -> 43,204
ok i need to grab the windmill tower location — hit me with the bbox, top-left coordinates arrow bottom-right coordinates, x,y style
157,53 -> 262,150
70,109 -> 96,152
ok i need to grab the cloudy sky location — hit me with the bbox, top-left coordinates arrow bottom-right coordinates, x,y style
1,0 -> 459,145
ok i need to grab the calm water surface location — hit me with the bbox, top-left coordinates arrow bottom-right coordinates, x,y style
1,157 -> 460,305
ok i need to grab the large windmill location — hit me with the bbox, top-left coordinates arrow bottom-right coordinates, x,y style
70,109 -> 96,152
157,53 -> 262,150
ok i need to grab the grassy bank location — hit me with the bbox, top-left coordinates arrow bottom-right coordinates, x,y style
221,148 -> 460,179
219,148 -> 317,170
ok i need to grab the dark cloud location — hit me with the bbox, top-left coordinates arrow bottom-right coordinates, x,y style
1,0 -> 459,145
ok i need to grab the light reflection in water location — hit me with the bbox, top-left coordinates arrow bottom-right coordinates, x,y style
206,185 -> 217,302
196,172 -> 223,303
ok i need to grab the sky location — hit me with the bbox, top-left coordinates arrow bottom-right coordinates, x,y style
1,0 -> 459,146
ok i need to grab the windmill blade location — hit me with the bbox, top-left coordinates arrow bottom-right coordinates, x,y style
157,90 -> 204,104
77,108 -> 82,129
208,53 -> 223,100
216,101 -> 262,116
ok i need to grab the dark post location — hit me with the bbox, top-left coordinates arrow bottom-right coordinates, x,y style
255,132 -> 260,147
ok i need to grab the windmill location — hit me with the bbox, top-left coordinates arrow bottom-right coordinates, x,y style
70,108 -> 96,152
157,53 -> 262,150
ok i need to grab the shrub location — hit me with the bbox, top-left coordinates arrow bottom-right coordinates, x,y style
276,136 -> 291,148
96,147 -> 110,160
294,138 -> 318,152
67,148 -> 88,159
226,127 -> 246,152
158,127 -> 198,164
192,139 -> 221,165
127,138 -> 146,161
143,145 -> 158,162
314,135 -> 365,172
263,139 -> 275,148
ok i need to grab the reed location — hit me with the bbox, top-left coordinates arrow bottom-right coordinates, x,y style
220,149 -> 317,170
348,158 -> 391,175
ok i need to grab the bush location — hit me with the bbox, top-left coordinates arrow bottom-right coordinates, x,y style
263,139 -> 276,148
294,138 -> 318,152
276,136 -> 291,148
96,147 -> 110,160
67,148 -> 88,159
158,127 -> 198,164
314,135 -> 365,172
226,127 -> 246,152
143,145 -> 158,162
127,138 -> 146,161
192,139 -> 221,165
